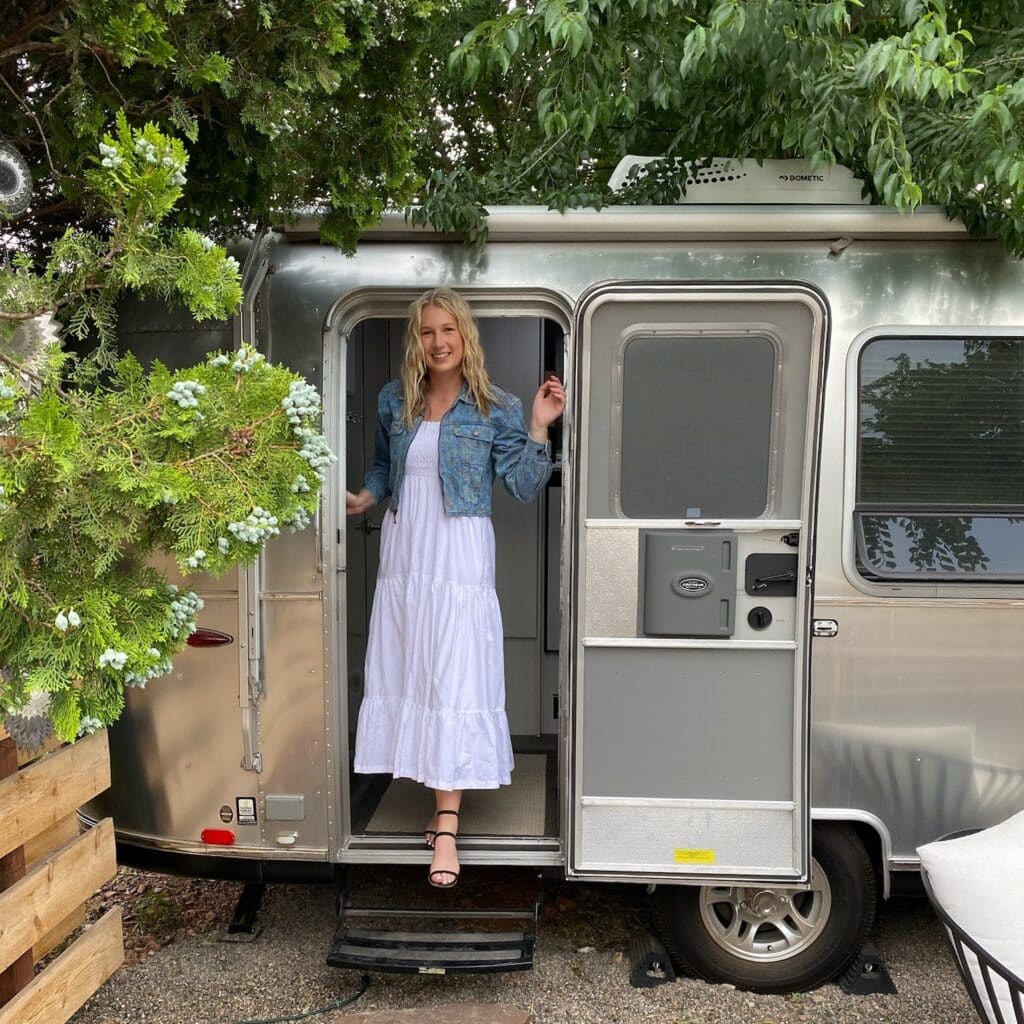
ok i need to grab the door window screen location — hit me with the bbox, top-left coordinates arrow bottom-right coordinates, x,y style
856,337 -> 1024,580
619,335 -> 775,518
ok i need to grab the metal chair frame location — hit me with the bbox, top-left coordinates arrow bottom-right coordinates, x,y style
923,870 -> 1024,1024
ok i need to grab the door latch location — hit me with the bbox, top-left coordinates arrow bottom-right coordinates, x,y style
812,619 -> 839,638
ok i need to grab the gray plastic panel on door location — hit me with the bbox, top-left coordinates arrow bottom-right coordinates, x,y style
641,530 -> 737,637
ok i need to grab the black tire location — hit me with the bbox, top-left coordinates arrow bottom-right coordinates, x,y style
651,823 -> 877,993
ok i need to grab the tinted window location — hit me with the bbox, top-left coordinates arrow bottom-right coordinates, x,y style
856,337 -> 1024,581
620,335 -> 775,518
858,514 -> 1024,580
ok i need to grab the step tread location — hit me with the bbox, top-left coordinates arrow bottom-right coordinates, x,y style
331,943 -> 526,964
329,867 -> 541,975
344,928 -> 528,946
343,905 -> 536,919
328,924 -> 535,974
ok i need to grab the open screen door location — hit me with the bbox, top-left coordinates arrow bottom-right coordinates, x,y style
566,284 -> 827,884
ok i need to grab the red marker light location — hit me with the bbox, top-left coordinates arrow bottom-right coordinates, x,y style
187,628 -> 234,648
200,828 -> 236,846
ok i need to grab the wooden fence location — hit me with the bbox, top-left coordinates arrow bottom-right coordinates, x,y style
0,727 -> 123,1024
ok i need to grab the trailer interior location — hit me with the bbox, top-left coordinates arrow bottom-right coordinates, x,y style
343,313 -> 566,855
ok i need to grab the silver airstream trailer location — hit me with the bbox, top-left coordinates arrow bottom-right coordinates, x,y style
84,161 -> 1024,991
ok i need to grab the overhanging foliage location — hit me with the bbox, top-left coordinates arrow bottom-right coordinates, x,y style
422,0 -> 1024,252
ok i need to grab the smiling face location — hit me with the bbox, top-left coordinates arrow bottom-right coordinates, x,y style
418,303 -> 465,378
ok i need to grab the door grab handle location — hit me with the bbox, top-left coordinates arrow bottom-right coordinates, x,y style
812,619 -> 839,638
752,571 -> 797,590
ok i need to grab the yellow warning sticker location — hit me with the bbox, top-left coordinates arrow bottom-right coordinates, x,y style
674,848 -> 716,865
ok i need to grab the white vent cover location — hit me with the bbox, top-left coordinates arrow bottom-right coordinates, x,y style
608,157 -> 869,204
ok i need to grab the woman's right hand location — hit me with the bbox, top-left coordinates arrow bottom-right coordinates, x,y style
346,488 -> 377,516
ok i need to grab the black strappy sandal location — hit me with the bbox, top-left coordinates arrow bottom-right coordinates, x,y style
427,810 -> 460,889
424,808 -> 458,849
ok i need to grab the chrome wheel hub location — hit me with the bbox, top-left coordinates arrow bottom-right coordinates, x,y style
698,857 -> 832,963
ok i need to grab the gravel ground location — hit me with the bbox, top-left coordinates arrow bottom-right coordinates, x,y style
70,867 -> 976,1024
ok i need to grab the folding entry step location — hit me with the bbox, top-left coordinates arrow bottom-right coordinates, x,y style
327,866 -> 541,975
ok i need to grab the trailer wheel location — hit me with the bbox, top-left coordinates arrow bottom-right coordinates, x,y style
651,823 -> 877,992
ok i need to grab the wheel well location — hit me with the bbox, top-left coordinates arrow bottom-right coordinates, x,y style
814,818 -> 886,903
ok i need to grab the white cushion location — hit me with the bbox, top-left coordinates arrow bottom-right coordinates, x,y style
918,809 -> 1024,1024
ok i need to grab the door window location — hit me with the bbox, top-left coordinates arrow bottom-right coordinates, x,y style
619,334 -> 776,518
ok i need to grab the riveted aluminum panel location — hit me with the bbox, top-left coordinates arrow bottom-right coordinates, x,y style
116,297 -> 233,370
256,596 -> 328,853
153,550 -> 237,594
810,599 -> 1024,860
262,523 -> 325,595
91,591 -> 264,848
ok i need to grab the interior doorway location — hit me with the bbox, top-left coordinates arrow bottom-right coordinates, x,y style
343,312 -> 565,850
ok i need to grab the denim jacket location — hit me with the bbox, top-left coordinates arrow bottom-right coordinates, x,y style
363,380 -> 553,516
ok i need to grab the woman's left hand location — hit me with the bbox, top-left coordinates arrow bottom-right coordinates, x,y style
530,374 -> 566,431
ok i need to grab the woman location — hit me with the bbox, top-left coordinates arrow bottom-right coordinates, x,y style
346,289 -> 565,888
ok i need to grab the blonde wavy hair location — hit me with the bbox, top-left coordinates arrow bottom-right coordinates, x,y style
400,288 -> 495,427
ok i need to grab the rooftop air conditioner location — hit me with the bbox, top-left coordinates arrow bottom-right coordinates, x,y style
608,157 -> 869,204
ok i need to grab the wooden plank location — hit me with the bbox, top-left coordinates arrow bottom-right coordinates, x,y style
32,906 -> 87,965
0,730 -> 110,861
0,819 -> 116,975
0,908 -> 123,1024
0,738 -> 32,1006
24,813 -> 80,868
27,815 -> 86,963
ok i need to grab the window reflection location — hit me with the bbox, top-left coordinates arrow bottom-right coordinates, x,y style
858,514 -> 1024,579
856,337 -> 1024,581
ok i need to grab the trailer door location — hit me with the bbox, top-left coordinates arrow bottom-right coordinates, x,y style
567,284 -> 827,884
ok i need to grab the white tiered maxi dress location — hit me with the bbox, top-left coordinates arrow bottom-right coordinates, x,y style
354,421 -> 514,790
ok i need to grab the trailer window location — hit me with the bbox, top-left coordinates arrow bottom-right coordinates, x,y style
619,334 -> 775,518
855,337 -> 1024,581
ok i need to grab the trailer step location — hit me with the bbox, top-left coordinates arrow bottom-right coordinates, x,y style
326,866 -> 542,975
327,925 -> 535,974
